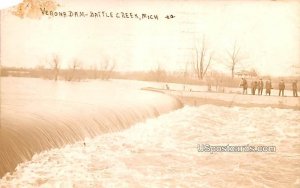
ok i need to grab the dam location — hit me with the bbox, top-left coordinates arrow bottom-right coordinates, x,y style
1,78 -> 299,187
0,77 -> 183,177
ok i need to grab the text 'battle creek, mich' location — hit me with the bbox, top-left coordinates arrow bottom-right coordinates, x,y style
40,8 -> 176,20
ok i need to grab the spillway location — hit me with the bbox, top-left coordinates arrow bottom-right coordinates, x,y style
0,77 -> 183,177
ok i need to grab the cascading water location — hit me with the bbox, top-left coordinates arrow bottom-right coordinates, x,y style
0,77 -> 183,177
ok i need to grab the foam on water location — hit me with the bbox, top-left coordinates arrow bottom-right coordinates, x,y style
1,105 -> 299,187
0,78 -> 182,177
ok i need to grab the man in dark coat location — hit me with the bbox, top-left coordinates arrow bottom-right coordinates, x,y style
241,78 -> 248,94
292,80 -> 298,97
265,80 -> 272,96
278,80 -> 285,96
257,78 -> 264,95
251,80 -> 257,95
251,81 -> 254,95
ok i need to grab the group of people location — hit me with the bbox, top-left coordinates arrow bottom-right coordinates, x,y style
240,78 -> 298,97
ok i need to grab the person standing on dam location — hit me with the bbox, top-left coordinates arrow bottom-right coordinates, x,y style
279,80 -> 285,96
257,78 -> 264,95
240,78 -> 248,94
265,80 -> 272,96
251,80 -> 254,95
251,80 -> 257,95
292,80 -> 298,97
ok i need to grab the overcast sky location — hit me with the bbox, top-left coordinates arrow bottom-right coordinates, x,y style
1,0 -> 300,76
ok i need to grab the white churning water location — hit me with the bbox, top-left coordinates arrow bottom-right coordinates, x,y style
1,102 -> 300,187
0,77 -> 182,178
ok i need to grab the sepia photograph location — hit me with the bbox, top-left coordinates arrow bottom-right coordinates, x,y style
0,0 -> 299,187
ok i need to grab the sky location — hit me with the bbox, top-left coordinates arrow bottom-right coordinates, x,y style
1,0 -> 300,76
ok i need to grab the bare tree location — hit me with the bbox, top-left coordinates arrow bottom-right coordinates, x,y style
68,59 -> 81,81
99,57 -> 116,80
152,63 -> 167,82
91,64 -> 98,79
192,37 -> 214,80
227,41 -> 242,79
47,54 -> 60,81
106,59 -> 116,80
183,60 -> 189,90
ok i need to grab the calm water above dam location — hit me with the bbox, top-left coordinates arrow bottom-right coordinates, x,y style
0,77 -> 182,178
0,78 -> 300,187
